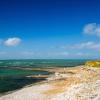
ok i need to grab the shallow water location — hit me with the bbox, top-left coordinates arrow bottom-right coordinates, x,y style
0,67 -> 50,94
0,67 -> 49,77
0,59 -> 88,93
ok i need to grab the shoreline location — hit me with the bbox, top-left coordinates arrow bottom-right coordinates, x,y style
0,66 -> 82,96
0,79 -> 48,97
0,65 -> 100,100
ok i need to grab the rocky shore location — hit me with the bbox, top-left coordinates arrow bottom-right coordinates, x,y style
0,65 -> 100,100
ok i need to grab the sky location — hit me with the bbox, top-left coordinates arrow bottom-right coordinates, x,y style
0,0 -> 100,59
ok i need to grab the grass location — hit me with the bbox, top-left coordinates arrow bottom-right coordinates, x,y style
85,61 -> 100,68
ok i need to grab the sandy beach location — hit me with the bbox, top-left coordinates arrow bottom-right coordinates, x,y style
0,66 -> 100,100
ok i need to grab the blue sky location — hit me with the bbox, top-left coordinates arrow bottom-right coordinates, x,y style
0,0 -> 100,59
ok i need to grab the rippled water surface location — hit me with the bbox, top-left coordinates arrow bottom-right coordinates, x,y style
0,59 -> 88,94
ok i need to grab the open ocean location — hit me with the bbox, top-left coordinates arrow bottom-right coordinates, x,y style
0,59 -> 88,94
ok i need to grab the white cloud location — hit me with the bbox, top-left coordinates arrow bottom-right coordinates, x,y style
60,41 -> 100,50
0,51 -> 6,55
75,52 -> 89,56
0,39 -> 3,44
4,37 -> 21,46
71,41 -> 100,49
83,23 -> 100,37
21,51 -> 35,55
76,52 -> 84,56
59,52 -> 69,56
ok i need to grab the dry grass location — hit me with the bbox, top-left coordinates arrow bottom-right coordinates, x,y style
85,61 -> 100,67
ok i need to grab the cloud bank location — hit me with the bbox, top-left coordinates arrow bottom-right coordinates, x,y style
71,41 -> 100,50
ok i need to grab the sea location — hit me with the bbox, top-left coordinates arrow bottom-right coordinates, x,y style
0,59 -> 88,94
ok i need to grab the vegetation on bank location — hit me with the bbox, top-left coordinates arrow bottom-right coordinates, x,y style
85,61 -> 100,68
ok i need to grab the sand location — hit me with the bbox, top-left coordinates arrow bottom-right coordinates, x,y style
0,66 -> 100,100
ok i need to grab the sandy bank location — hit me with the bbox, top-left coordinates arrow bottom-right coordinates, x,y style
0,66 -> 100,100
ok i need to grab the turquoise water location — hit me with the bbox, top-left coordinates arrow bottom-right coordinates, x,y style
0,59 -> 87,68
0,59 -> 88,94
0,67 -> 49,93
0,68 -> 49,77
